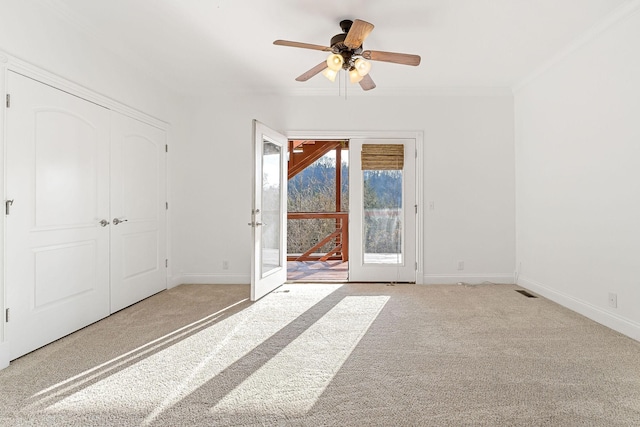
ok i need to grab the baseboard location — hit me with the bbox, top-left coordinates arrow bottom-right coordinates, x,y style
422,273 -> 515,285
174,272 -> 516,287
518,275 -> 640,342
0,341 -> 9,371
172,274 -> 251,287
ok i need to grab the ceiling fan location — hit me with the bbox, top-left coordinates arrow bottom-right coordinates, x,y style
274,19 -> 421,91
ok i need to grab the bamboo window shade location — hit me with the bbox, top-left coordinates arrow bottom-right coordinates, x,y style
361,144 -> 404,170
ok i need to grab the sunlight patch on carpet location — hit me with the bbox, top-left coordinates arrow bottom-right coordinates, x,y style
42,284 -> 342,419
209,295 -> 389,418
30,298 -> 249,402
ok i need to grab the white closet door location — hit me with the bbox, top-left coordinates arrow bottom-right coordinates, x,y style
109,111 -> 167,313
5,72 -> 111,360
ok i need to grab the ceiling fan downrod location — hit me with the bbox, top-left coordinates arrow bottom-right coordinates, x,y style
339,19 -> 353,33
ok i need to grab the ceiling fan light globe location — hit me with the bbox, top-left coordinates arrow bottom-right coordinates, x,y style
354,58 -> 371,76
322,68 -> 338,82
326,53 -> 344,71
349,68 -> 364,84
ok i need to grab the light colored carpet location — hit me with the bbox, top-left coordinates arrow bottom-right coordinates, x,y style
0,283 -> 639,426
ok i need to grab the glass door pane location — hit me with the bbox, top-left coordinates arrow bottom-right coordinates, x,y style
363,170 -> 403,264
261,141 -> 282,276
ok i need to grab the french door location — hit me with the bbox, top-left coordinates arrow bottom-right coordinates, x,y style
250,120 -> 288,301
349,139 -> 417,282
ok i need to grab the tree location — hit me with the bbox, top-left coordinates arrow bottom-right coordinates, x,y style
363,170 -> 402,254
288,152 -> 403,256
287,155 -> 348,254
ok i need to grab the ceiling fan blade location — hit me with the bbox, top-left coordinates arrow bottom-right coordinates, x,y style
359,74 -> 376,91
274,40 -> 331,52
344,19 -> 374,49
296,62 -> 328,82
363,50 -> 421,66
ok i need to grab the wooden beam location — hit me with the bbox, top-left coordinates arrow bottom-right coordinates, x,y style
287,140 -> 344,180
335,146 -> 342,213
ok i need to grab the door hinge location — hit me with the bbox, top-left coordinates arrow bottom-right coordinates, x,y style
415,262 -> 418,270
5,308 -> 9,323
415,148 -> 418,158
5,199 -> 14,215
6,94 -> 10,108
165,144 -> 168,153
165,259 -> 168,268
415,204 -> 418,214
165,202 -> 169,210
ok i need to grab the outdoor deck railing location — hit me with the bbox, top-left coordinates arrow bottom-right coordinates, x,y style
287,212 -> 348,262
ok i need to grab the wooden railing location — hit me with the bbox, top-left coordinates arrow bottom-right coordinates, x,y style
287,212 -> 348,262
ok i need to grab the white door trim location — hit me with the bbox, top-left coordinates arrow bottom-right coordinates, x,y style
285,130 -> 424,284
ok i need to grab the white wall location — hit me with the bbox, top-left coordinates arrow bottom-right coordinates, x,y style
170,95 -> 285,285
172,93 -> 516,286
0,0 -> 179,120
515,7 -> 640,339
0,1 -> 185,369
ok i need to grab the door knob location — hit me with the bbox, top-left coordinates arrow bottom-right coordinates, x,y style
113,218 -> 128,225
99,219 -> 109,227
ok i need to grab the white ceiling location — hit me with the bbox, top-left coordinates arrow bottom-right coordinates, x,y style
43,0 -> 628,96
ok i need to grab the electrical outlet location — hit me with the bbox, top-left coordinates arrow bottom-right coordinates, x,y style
457,260 -> 464,271
608,292 -> 617,308
223,260 -> 229,270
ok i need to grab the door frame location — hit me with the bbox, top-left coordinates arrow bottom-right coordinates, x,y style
285,130 -> 424,284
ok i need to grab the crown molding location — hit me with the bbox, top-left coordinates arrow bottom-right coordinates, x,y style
513,0 -> 640,93
0,49 -> 169,129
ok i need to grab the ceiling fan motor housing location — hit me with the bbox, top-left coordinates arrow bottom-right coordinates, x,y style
330,33 -> 347,48
331,20 -> 364,70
